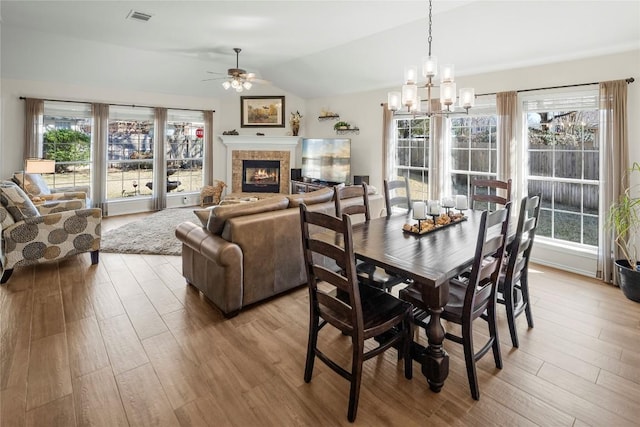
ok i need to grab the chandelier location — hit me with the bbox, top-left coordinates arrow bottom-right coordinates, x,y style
387,0 -> 474,116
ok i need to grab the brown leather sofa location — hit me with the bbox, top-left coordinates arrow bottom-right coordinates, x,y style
175,187 -> 384,317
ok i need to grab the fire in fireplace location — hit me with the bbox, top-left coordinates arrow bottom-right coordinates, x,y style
242,160 -> 280,193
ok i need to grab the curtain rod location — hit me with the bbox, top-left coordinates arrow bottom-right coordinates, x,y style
476,77 -> 635,97
18,96 -> 215,113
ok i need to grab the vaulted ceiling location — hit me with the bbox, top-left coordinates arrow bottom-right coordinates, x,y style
2,1 -> 639,99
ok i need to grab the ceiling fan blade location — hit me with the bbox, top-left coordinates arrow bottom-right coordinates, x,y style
251,78 -> 272,85
201,77 -> 227,82
206,71 -> 226,75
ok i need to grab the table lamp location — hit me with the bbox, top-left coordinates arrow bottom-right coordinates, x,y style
25,158 -> 56,174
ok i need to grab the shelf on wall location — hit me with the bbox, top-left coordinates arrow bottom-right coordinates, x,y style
336,128 -> 360,135
318,115 -> 340,121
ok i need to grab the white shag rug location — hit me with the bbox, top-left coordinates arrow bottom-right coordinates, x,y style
100,208 -> 200,256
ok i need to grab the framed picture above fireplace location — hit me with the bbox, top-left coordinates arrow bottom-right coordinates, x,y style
241,96 -> 285,128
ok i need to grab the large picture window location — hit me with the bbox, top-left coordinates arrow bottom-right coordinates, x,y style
42,101 -> 92,191
107,106 -> 155,200
393,117 -> 430,201
525,94 -> 599,247
166,110 -> 204,193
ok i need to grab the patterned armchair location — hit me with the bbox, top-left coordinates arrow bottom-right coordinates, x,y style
12,172 -> 90,208
0,181 -> 101,284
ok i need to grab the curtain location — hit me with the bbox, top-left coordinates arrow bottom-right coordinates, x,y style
24,98 -> 44,160
203,110 -> 215,186
598,80 -> 629,283
91,103 -> 109,213
429,99 -> 444,201
382,103 -> 394,181
153,108 -> 167,211
497,91 -> 517,185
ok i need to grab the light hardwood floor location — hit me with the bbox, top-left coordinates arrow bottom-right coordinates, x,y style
2,214 -> 640,426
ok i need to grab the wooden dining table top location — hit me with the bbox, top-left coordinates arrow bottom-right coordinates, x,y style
349,210 -> 486,290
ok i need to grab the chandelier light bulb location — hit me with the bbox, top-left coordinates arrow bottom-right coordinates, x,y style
388,91 -> 401,112
422,56 -> 438,79
440,64 -> 455,83
459,88 -> 475,109
441,82 -> 457,107
404,65 -> 418,84
222,81 -> 231,90
401,84 -> 418,109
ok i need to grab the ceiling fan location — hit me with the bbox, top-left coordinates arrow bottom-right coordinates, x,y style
203,48 -> 268,92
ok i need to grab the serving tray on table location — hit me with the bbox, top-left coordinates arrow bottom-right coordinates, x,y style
402,214 -> 467,236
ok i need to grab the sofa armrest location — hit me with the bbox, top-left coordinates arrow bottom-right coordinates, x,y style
39,191 -> 87,201
37,199 -> 87,214
175,221 -> 243,316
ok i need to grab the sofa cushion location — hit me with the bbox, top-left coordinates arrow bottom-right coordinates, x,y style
207,195 -> 289,235
12,172 -> 52,196
0,182 -> 40,221
287,187 -> 334,208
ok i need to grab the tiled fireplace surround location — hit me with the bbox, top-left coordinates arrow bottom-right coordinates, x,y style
219,135 -> 300,194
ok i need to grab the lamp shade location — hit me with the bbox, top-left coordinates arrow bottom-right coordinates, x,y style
25,158 -> 55,174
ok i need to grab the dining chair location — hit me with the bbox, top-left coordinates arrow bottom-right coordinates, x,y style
498,194 -> 541,348
471,178 -> 512,211
334,184 -> 405,292
400,203 -> 511,400
299,204 -> 413,422
384,178 -> 412,217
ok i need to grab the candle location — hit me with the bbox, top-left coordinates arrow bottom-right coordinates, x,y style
455,195 -> 468,210
413,201 -> 426,220
427,200 -> 440,215
442,197 -> 455,208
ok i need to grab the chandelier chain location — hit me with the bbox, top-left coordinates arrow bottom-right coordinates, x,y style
427,0 -> 432,57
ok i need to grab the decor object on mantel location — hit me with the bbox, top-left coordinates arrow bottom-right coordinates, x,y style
222,129 -> 239,135
608,161 -> 640,302
290,110 -> 302,136
387,0 -> 474,116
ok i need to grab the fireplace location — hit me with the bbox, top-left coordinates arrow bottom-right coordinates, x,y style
242,160 -> 280,193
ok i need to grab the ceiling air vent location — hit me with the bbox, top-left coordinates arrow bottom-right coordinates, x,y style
126,10 -> 153,22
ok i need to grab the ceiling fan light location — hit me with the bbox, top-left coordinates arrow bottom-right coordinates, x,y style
235,86 -> 243,93
243,81 -> 252,90
222,81 -> 231,90
246,73 -> 256,80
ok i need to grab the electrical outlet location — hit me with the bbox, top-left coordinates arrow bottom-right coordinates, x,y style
182,196 -> 188,204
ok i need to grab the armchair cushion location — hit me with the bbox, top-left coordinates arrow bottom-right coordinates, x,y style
37,199 -> 86,215
0,182 -> 40,221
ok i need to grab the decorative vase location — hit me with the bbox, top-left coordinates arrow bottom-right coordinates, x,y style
291,123 -> 299,136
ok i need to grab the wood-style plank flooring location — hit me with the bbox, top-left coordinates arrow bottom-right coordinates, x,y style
2,213 -> 640,426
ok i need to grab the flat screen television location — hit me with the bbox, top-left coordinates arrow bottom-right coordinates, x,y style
301,138 -> 351,184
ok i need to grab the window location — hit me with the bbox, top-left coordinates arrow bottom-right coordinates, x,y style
42,101 -> 92,191
393,117 -> 430,201
107,106 -> 154,200
166,110 -> 204,194
449,114 -> 497,210
525,93 -> 599,247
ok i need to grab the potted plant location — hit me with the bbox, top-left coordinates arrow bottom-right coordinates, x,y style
334,121 -> 350,131
608,161 -> 640,302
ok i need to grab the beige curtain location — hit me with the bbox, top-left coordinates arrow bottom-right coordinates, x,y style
24,98 -> 44,160
429,99 -> 444,201
598,80 -> 629,283
382,103 -> 394,181
203,110 -> 215,186
91,103 -> 109,213
497,91 -> 517,186
153,108 -> 167,211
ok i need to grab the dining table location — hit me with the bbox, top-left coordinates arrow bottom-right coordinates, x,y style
348,209 -> 486,392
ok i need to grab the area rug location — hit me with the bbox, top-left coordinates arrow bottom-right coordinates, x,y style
100,208 -> 201,255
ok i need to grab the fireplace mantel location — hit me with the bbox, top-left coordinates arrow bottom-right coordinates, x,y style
219,135 -> 301,194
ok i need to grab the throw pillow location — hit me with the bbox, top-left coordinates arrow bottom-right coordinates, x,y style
0,182 -> 40,221
12,172 -> 51,196
287,187 -> 333,208
207,195 -> 289,235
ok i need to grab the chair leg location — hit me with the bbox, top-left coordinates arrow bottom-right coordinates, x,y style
462,323 -> 480,400
347,340 -> 364,422
0,269 -> 13,284
90,250 -> 99,265
403,317 -> 413,380
304,314 -> 319,383
521,274 -> 534,328
487,303 -> 503,369
504,283 -> 519,348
